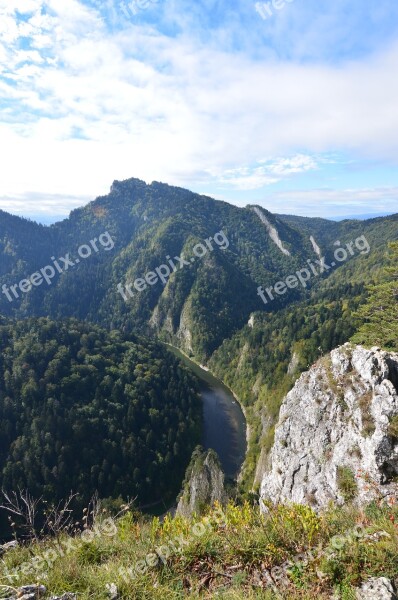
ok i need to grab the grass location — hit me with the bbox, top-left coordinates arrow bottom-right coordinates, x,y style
388,415 -> 398,439
0,500 -> 397,599
337,466 -> 358,502
359,391 -> 376,437
321,357 -> 348,410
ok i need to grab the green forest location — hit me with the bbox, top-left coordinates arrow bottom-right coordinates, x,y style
0,318 -> 201,508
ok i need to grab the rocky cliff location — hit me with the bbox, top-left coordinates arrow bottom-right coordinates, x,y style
177,448 -> 227,518
260,344 -> 398,509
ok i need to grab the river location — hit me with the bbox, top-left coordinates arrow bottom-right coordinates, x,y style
167,346 -> 247,479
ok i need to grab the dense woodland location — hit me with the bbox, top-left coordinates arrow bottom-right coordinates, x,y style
0,319 -> 201,508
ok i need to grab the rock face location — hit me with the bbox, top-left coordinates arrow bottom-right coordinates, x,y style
177,448 -> 227,518
260,344 -> 398,509
250,206 -> 291,256
355,577 -> 397,600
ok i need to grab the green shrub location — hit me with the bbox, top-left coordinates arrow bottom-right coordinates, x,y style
337,466 -> 358,502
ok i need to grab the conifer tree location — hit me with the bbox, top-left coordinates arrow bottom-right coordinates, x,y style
352,242 -> 398,350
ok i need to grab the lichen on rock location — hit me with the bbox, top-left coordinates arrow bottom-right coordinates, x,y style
260,344 -> 398,510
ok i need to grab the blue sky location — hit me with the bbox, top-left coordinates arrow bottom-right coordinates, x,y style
0,0 -> 397,222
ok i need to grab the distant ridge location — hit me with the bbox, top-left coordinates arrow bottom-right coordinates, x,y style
331,212 -> 397,221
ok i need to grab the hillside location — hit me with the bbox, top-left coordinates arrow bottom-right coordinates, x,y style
0,426 -> 397,599
1,179 -> 396,361
0,346 -> 397,599
209,234 -> 398,489
0,317 -> 201,531
0,182 -> 398,599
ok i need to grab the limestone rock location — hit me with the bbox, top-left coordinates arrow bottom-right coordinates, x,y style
177,447 -> 227,518
260,344 -> 398,509
355,577 -> 397,599
105,583 -> 118,599
17,585 -> 46,598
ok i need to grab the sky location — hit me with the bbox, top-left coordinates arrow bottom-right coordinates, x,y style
0,0 -> 398,223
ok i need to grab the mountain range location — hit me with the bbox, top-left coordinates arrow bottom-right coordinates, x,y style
1,178 -> 398,493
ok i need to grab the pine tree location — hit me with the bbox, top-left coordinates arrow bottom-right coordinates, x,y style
352,242 -> 398,350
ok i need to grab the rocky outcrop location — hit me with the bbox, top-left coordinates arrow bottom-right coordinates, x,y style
2,585 -> 46,600
355,577 -> 397,599
177,448 -> 227,518
287,350 -> 300,375
260,344 -> 398,509
250,206 -> 291,256
176,301 -> 194,354
0,540 -> 18,554
310,235 -> 322,258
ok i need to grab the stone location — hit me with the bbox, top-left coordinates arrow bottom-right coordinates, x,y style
260,344 -> 398,509
17,585 -> 46,598
355,577 -> 397,599
0,540 -> 18,554
105,583 -> 118,598
177,448 -> 227,518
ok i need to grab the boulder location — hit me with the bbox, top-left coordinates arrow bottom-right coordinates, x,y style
355,577 -> 397,599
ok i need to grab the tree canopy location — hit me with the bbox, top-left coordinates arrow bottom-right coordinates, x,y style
0,318 -> 201,507
352,242 -> 398,350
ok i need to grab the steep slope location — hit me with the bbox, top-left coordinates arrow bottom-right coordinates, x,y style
0,178 -> 317,359
1,180 -> 398,494
0,210 -> 55,283
209,228 -> 398,489
0,318 -> 201,510
260,344 -> 398,509
176,447 -> 227,518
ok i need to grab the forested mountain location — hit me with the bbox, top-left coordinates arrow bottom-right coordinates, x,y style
1,178 -> 397,360
210,237 -> 398,488
0,178 -> 397,494
0,318 -> 201,509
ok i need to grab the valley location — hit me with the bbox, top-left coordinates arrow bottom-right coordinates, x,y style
167,345 -> 247,479
1,179 -> 398,502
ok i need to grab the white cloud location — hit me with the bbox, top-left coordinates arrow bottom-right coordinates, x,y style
0,192 -> 91,218
254,187 -> 398,218
206,154 -> 319,190
1,1 -> 398,216
264,155 -> 319,176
